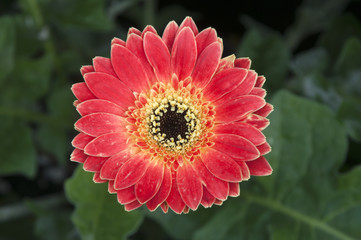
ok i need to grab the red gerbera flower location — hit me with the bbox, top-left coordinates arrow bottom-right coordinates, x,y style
70,17 -> 273,214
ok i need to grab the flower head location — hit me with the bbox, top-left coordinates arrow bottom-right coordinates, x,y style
71,17 -> 273,214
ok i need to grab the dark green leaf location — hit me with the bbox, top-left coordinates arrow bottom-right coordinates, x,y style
0,16 -> 15,85
65,166 -> 143,240
337,97 -> 361,141
335,37 -> 361,74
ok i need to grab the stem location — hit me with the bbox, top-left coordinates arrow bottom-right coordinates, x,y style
241,191 -> 356,240
144,0 -> 156,26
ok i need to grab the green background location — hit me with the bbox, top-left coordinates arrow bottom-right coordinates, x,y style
1,0 -> 361,239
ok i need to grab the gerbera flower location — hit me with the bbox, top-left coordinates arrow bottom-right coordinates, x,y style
70,17 -> 273,214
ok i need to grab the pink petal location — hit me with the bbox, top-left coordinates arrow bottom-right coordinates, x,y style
255,103 -> 274,117
141,25 -> 157,38
216,95 -> 266,123
114,154 -> 150,190
93,57 -> 117,77
244,114 -> 270,130
201,148 -> 243,182
124,200 -> 142,211
193,158 -> 229,200
117,185 -> 136,204
146,166 -> 172,211
111,44 -> 149,92
212,134 -> 260,161
214,122 -> 266,146
176,163 -> 203,210
72,133 -> 95,150
84,133 -> 128,157
80,65 -> 94,76
93,172 -> 106,183
162,21 -> 179,51
191,42 -> 222,89
160,203 -> 168,213
108,181 -> 116,193
234,57 -> 251,69
76,99 -> 125,117
144,32 -> 171,83
83,156 -> 108,172
195,27 -> 218,55
200,187 -> 216,208
100,150 -> 134,180
255,76 -> 266,88
250,87 -> 266,98
178,17 -> 198,36
135,161 -> 164,204
70,148 -> 87,163
238,161 -> 250,180
215,55 -> 235,74
75,113 -> 125,137
257,142 -> 271,155
228,182 -> 240,197
246,156 -> 273,176
166,171 -> 186,214
126,33 -> 156,85
171,27 -> 197,81
111,37 -> 125,46
71,82 -> 96,102
203,68 -> 248,102
128,27 -> 141,36
84,72 -> 134,109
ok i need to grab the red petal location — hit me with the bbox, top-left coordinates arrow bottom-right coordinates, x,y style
141,25 -> 157,38
126,33 -> 156,85
76,99 -> 125,116
246,156 -> 273,176
204,68 -> 248,102
193,158 -> 229,200
162,21 -> 179,51
84,133 -> 128,157
111,37 -> 125,46
228,182 -> 240,197
245,114 -> 270,130
93,172 -> 106,183
71,82 -> 96,102
178,17 -> 198,36
176,163 -> 203,210
146,166 -> 172,211
144,32 -> 171,83
93,57 -> 117,77
201,148 -> 242,182
100,150 -> 134,180
117,185 -> 136,204
160,203 -> 168,213
213,134 -> 260,161
200,187 -> 216,208
250,87 -> 266,98
166,171 -> 186,214
124,200 -> 142,211
257,142 -> 271,155
111,44 -> 149,92
84,72 -> 134,109
195,27 -> 218,55
75,113 -> 125,137
72,133 -> 95,150
135,161 -> 164,204
255,103 -> 274,117
128,27 -> 141,36
215,122 -> 266,146
238,161 -> 250,180
215,55 -> 235,74
171,27 -> 197,81
216,95 -> 266,123
234,58 -> 251,69
255,76 -> 266,88
191,42 -> 222,89
70,148 -> 87,163
114,154 -> 150,190
80,65 -> 94,76
108,181 -> 116,193
83,156 -> 108,172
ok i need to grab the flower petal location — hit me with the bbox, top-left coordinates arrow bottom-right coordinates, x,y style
71,82 -> 96,102
178,17 -> 198,36
100,150 -> 134,180
146,166 -> 172,211
215,55 -> 235,74
191,42 -> 222,89
84,133 -> 128,157
212,134 -> 260,161
171,27 -> 197,81
124,200 -> 142,211
141,25 -> 157,38
162,20 -> 179,51
111,44 -> 149,92
117,185 -> 136,204
193,158 -> 229,200
214,122 -> 266,146
75,113 -> 126,137
203,68 -> 248,102
166,171 -> 186,214
246,156 -> 273,176
128,27 -> 141,36
76,99 -> 125,117
111,37 -> 125,46
234,57 -> 251,69
238,161 -> 250,180
177,163 -> 203,210
228,182 -> 240,197
93,57 -> 117,77
72,133 -> 95,150
70,148 -> 87,163
93,172 -> 106,183
83,156 -> 108,172
257,142 -> 271,155
255,75 -> 266,87
200,187 -> 216,208
255,103 -> 274,117
135,161 -> 164,204
195,27 -> 218,55
114,154 -> 150,190
244,114 -> 270,130
144,32 -> 171,83
84,72 -> 134,110
80,65 -> 94,76
201,148 -> 242,182
216,95 -> 266,123
250,87 -> 266,98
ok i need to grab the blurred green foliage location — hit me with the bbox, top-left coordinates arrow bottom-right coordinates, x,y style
0,0 -> 360,239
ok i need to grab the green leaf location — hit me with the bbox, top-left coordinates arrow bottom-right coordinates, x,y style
291,48 -> 329,77
0,16 -> 15,85
335,37 -> 361,75
0,118 -> 36,178
65,166 -> 143,240
337,97 -> 361,141
238,28 -> 290,93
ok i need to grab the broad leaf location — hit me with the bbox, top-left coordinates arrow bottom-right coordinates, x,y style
0,16 -> 15,85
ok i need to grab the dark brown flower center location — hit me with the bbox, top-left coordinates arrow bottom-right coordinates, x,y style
158,105 -> 190,141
